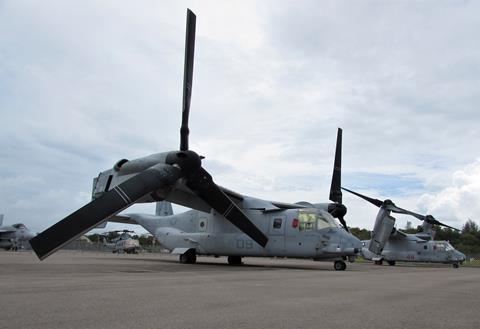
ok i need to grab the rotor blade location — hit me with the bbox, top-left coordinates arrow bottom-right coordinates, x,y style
30,165 -> 181,260
338,216 -> 350,233
425,216 -> 459,231
187,167 -> 268,247
329,128 -> 342,203
389,206 -> 425,220
180,9 -> 196,151
341,187 -> 384,207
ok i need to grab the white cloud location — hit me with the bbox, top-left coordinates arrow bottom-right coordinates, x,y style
418,159 -> 480,228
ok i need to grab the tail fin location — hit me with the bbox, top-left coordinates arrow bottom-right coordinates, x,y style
0,214 -> 4,226
155,201 -> 173,217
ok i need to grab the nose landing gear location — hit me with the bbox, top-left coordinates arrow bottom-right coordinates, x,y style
334,260 -> 347,271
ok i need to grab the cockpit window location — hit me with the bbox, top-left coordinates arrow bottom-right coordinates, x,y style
435,242 -> 454,251
12,223 -> 26,229
298,209 -> 338,231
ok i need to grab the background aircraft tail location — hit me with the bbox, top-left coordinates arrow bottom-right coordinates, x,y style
155,201 -> 173,217
0,214 -> 3,226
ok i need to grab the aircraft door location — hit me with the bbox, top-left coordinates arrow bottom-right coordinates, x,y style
267,216 -> 286,255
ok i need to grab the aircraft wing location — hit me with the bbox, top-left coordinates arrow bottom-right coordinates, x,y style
0,228 -> 15,233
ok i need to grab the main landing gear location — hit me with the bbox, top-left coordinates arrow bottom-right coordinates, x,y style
227,256 -> 243,265
334,260 -> 347,271
179,249 -> 197,264
452,263 -> 459,268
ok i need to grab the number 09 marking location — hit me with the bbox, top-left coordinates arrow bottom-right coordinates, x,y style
236,239 -> 253,249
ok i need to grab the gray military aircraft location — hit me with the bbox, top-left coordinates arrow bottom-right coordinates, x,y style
29,9 -> 362,270
0,214 -> 36,250
342,188 -> 466,268
101,230 -> 140,254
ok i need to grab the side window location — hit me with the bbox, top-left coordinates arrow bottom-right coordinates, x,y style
423,245 -> 428,250
273,218 -> 282,229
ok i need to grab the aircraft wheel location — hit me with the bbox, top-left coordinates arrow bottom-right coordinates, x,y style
387,261 -> 396,266
374,260 -> 383,265
334,260 -> 346,271
452,263 -> 459,268
227,256 -> 243,265
180,250 -> 197,264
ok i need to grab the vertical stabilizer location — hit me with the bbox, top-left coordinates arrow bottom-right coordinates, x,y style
155,202 -> 173,217
0,214 -> 4,226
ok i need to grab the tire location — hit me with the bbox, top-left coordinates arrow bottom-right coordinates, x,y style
334,260 -> 346,271
387,260 -> 396,266
180,250 -> 197,264
227,256 -> 243,265
453,263 -> 459,268
374,260 -> 383,265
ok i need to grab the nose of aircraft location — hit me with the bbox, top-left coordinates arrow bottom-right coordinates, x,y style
338,228 -> 363,254
348,231 -> 363,253
455,251 -> 466,263
26,231 -> 37,240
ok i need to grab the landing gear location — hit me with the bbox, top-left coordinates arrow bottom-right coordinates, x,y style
374,260 -> 383,265
452,263 -> 459,268
334,260 -> 347,271
227,256 -> 243,265
387,260 -> 396,266
179,249 -> 197,264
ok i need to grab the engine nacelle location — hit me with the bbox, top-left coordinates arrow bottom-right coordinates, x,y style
369,208 -> 395,255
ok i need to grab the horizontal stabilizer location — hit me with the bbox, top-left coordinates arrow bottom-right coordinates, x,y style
107,215 -> 138,225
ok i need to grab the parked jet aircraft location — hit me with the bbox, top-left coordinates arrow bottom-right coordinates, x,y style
342,188 -> 466,268
30,9 -> 362,270
101,230 -> 140,254
0,214 -> 36,250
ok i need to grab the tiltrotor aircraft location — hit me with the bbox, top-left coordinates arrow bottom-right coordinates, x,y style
0,214 -> 36,250
30,9 -> 362,270
342,188 -> 466,268
101,230 -> 140,254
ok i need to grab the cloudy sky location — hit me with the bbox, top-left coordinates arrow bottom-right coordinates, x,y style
1,0 -> 479,234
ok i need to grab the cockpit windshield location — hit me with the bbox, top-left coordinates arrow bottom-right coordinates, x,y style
298,209 -> 339,231
435,242 -> 454,251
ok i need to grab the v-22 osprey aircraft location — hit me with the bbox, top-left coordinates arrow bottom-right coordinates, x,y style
0,214 -> 36,250
102,230 -> 140,254
30,9 -> 362,270
343,188 -> 466,268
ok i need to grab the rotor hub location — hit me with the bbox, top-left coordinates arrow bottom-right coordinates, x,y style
166,150 -> 202,174
328,203 -> 347,218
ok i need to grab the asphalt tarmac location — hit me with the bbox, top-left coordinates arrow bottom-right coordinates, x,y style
1,251 -> 479,329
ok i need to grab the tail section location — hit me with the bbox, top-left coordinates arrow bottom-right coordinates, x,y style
155,201 -> 173,217
0,214 -> 3,226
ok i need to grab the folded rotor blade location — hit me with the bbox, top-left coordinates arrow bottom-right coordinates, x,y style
424,215 -> 459,231
180,9 -> 196,151
341,187 -> 384,207
30,164 -> 182,260
187,167 -> 268,247
329,128 -> 343,203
